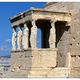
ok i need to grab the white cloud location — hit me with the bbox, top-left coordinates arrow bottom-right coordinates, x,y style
0,46 -> 6,51
0,39 -> 11,51
30,7 -> 35,9
5,39 -> 11,43
0,45 -> 11,51
0,47 -> 4,51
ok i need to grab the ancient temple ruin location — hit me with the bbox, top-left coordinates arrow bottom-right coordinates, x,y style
8,2 -> 80,77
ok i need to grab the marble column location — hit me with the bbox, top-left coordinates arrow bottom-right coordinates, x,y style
23,23 -> 29,49
49,21 -> 56,48
30,20 -> 37,48
17,26 -> 23,50
12,27 -> 17,50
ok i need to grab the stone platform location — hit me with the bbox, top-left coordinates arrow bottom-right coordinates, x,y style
11,48 -> 57,68
9,48 -> 80,78
10,48 -> 58,77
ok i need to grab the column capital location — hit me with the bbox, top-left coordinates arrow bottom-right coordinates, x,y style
50,19 -> 56,24
32,19 -> 36,24
24,23 -> 29,31
31,20 -> 37,30
66,22 -> 71,27
17,25 -> 22,31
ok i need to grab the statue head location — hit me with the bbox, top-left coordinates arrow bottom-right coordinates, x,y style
24,23 -> 29,31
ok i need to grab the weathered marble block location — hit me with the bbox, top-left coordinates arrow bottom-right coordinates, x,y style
11,48 -> 57,70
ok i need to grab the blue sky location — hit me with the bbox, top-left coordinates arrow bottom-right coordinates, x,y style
0,2 -> 46,56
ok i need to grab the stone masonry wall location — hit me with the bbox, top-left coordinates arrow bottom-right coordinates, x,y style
10,48 -> 57,77
44,2 -> 80,68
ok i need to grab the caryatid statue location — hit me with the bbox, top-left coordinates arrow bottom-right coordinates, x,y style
30,20 -> 37,48
17,26 -> 22,50
49,21 -> 55,48
23,23 -> 29,49
12,27 -> 17,50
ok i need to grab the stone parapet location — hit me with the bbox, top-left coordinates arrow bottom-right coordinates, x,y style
11,48 -> 57,69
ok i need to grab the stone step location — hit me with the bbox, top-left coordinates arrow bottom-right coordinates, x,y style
28,67 -> 70,78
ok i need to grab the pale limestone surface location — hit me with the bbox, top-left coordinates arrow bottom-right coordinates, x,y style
8,49 -> 57,77
11,49 -> 57,69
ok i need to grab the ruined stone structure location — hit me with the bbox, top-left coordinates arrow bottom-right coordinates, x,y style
0,56 -> 11,78
8,2 -> 80,78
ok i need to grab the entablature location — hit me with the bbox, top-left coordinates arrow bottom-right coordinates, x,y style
10,8 -> 72,27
